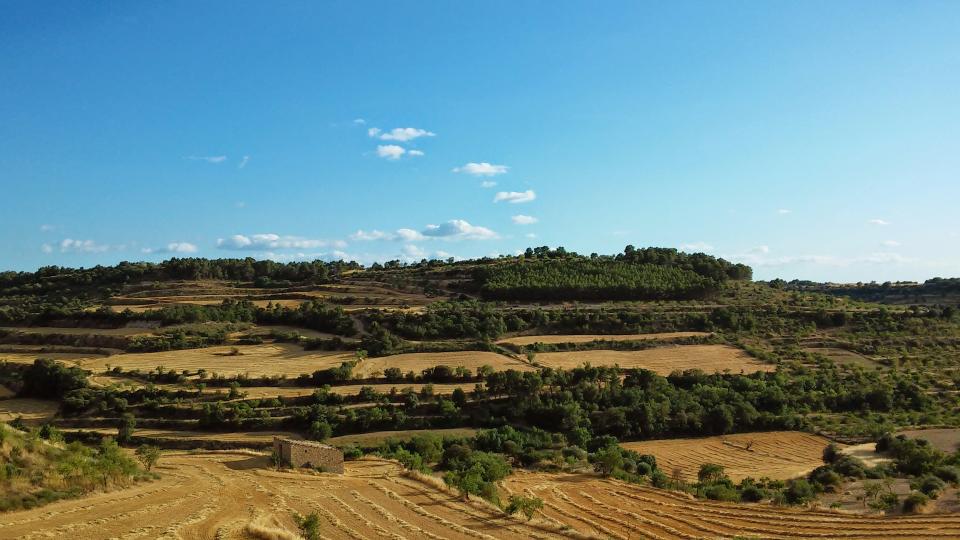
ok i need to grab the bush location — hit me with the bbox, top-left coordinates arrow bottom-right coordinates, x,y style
294,511 -> 321,540
505,494 -> 543,520
784,478 -> 816,505
910,475 -> 946,499
902,492 -> 929,513
933,466 -> 960,484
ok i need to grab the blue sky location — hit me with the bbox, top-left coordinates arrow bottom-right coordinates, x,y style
2,2 -> 958,282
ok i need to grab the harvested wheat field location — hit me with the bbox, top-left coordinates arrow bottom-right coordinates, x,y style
533,344 -> 774,375
897,428 -> 960,453
0,326 -> 155,336
0,348 -> 108,365
621,431 -> 832,483
498,331 -> 710,346
0,453 -> 581,540
504,469 -> 960,539
0,398 -> 59,426
353,351 -> 535,378
77,343 -> 353,378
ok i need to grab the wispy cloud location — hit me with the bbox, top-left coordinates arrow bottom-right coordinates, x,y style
421,219 -> 498,240
882,240 -> 901,247
452,162 -> 509,176
408,149 -> 425,157
238,155 -> 250,169
349,229 -> 391,241
39,224 -> 55,232
869,218 -> 891,226
376,145 -> 406,160
353,118 -> 366,125
217,234 -> 346,250
680,241 -> 714,252
777,209 -> 792,215
142,242 -> 199,254
58,239 -> 111,253
186,155 -> 227,164
368,127 -> 435,142
395,228 -> 425,242
493,190 -> 536,204
480,181 -> 497,188
511,214 -> 538,225
41,244 -> 53,254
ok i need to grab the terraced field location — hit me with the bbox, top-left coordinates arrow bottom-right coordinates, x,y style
0,398 -> 59,426
353,351 -> 534,378
4,451 -> 955,540
504,470 -> 960,539
533,345 -> 773,375
621,431 -> 832,482
497,332 -> 710,346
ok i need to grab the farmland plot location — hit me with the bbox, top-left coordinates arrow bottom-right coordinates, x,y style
533,344 -> 773,375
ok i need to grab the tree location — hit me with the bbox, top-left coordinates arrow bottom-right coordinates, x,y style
117,413 -> 136,443
698,463 -> 726,484
293,511 -> 321,540
592,446 -> 624,477
308,421 -> 332,441
135,445 -> 161,471
506,495 -> 543,520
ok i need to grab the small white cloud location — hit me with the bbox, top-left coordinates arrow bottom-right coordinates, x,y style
422,219 -> 498,240
869,218 -> 891,226
164,242 -> 198,254
186,155 -> 227,164
59,239 -> 110,253
408,149 -> 425,157
376,145 -> 406,160
41,243 -> 53,254
350,229 -> 390,241
371,127 -> 435,142
353,118 -> 366,125
452,162 -> 509,176
525,233 -> 537,239
680,241 -> 714,253
238,155 -> 250,169
750,245 -> 771,254
395,228 -> 425,242
39,224 -> 55,232
402,244 -> 427,259
777,209 -> 792,215
480,180 -> 497,188
217,234 -> 344,250
511,214 -> 538,225
493,190 -> 536,204
882,240 -> 901,247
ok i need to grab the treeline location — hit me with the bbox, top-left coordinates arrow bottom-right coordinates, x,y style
477,259 -> 719,301
0,257 -> 360,296
2,299 -> 357,337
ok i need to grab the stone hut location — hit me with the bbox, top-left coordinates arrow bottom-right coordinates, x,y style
273,437 -> 344,473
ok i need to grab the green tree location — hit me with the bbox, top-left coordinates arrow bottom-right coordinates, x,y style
293,511 -> 321,540
506,495 -> 543,520
135,445 -> 161,471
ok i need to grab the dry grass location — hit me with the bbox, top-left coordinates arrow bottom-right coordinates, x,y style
0,398 -> 59,426
354,351 -> 533,378
897,428 -> 960,453
621,431 -> 832,482
497,332 -> 710,346
0,326 -> 154,336
532,344 -> 773,375
77,343 -> 353,378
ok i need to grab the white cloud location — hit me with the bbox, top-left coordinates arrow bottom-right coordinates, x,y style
511,214 -> 538,225
217,234 -> 345,250
238,155 -> 250,169
39,224 -> 55,232
370,127 -> 435,142
480,180 -> 497,188
882,240 -> 901,247
163,242 -> 199,254
452,162 -> 509,176
750,245 -> 771,254
422,219 -> 498,240
376,145 -> 406,160
395,228 -> 425,242
869,218 -> 891,226
408,149 -> 425,157
350,229 -> 390,241
353,118 -> 366,125
402,244 -> 427,259
59,239 -> 110,253
493,190 -> 536,204
186,155 -> 227,164
41,243 -> 53,254
727,250 -> 915,268
680,241 -> 714,253
525,233 -> 537,239
777,209 -> 792,215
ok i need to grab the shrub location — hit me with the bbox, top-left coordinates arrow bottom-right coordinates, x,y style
784,478 -> 816,505
902,492 -> 929,514
293,511 -> 321,540
505,495 -> 543,520
910,475 -> 946,499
